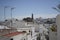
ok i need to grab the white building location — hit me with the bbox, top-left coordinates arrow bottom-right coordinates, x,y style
1,18 -> 49,40
56,14 -> 60,40
3,31 -> 27,40
0,25 -> 10,29
49,14 -> 60,40
49,29 -> 57,40
0,27 -> 38,40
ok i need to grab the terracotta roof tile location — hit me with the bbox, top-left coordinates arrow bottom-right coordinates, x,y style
3,31 -> 26,37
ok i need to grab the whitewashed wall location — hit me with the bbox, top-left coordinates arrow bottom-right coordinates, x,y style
49,30 -> 57,40
56,14 -> 60,40
11,34 -> 26,40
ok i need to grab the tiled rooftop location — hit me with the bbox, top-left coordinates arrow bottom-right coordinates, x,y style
3,31 -> 26,37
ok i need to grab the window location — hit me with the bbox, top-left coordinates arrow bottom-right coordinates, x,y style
10,38 -> 13,40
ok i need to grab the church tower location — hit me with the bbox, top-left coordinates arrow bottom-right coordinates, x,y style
32,13 -> 34,20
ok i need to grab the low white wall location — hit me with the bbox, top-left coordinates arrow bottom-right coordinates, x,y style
11,34 -> 26,40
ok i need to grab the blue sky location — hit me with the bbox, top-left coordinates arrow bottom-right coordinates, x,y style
0,0 -> 60,21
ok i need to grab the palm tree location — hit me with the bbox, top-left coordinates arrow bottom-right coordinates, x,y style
53,4 -> 60,12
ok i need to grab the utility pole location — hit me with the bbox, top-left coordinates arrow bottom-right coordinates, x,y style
4,6 -> 8,21
11,7 -> 14,27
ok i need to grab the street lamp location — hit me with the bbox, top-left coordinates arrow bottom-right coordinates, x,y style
11,8 -> 14,19
4,6 -> 8,21
11,7 -> 14,27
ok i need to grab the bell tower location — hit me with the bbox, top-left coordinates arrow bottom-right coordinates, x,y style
32,13 -> 33,20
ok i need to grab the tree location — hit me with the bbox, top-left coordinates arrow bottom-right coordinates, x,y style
23,17 -> 33,22
57,4 -> 60,9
